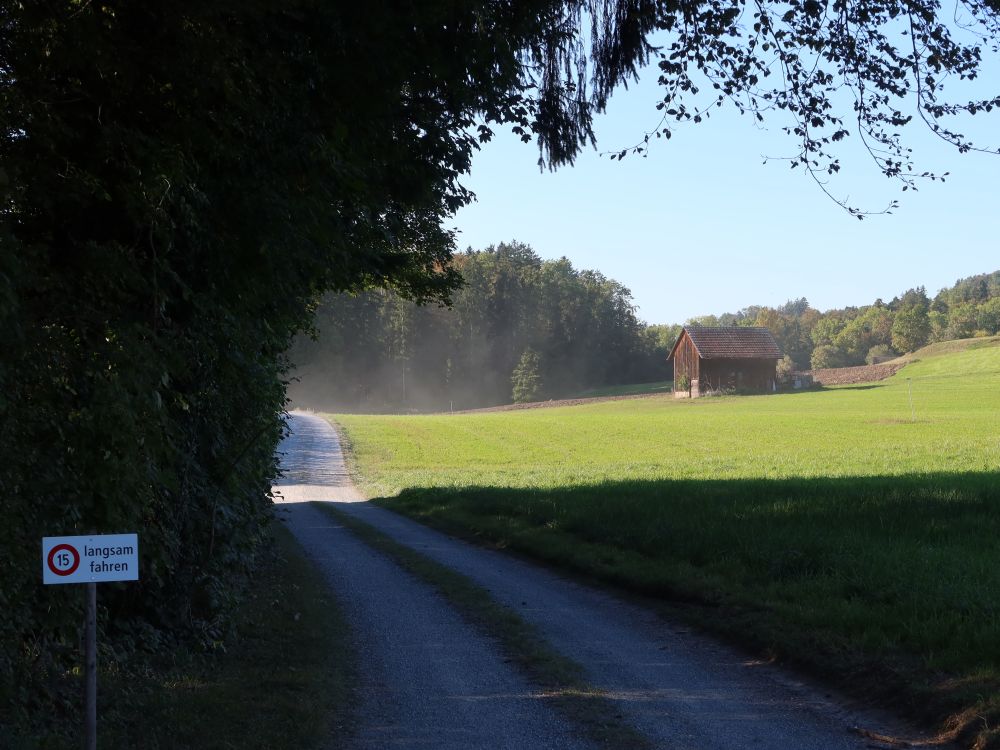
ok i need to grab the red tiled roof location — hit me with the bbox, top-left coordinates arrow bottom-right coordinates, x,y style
671,326 -> 782,360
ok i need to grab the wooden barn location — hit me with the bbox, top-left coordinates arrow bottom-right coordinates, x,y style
668,326 -> 782,397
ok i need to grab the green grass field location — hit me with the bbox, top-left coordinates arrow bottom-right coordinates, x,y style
331,337 -> 1000,747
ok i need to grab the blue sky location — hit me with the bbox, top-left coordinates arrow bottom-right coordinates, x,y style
451,61 -> 999,326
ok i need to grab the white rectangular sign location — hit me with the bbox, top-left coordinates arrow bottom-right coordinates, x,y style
42,534 -> 139,585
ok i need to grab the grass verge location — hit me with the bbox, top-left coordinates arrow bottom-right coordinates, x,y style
94,522 -> 355,750
315,502 -> 653,750
572,380 -> 673,398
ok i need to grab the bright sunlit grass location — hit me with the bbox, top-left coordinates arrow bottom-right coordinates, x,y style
331,340 -> 1000,745
336,343 -> 1000,493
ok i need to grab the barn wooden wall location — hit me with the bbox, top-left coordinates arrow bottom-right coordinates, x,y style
672,333 -> 700,388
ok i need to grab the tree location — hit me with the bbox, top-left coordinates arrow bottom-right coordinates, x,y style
811,317 -> 846,347
928,310 -> 949,342
977,297 -> 1000,335
891,306 -> 932,353
811,344 -> 847,370
835,306 -> 894,364
647,324 -> 684,351
945,302 -> 981,340
0,3 -> 667,733
512,349 -> 545,403
776,354 -> 795,383
892,287 -> 931,312
754,307 -> 813,369
289,244 -> 662,410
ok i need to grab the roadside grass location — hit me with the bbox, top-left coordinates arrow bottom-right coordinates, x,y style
571,380 -> 673,398
95,523 -> 354,750
330,342 -> 1000,748
316,503 -> 652,750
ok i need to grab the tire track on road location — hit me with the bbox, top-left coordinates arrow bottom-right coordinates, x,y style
273,412 -> 593,750
276,410 -> 950,750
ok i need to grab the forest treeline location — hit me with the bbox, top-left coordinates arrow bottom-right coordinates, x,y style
695,269 -> 1000,372
290,242 -> 673,411
292,263 -> 1000,410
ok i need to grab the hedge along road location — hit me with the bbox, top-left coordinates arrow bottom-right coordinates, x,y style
274,411 -> 947,750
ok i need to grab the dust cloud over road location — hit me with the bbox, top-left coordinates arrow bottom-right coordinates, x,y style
274,411 -> 948,750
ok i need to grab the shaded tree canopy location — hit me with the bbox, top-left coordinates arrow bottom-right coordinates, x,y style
0,1 -> 656,737
289,243 -> 669,411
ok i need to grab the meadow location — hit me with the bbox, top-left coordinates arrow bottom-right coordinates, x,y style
331,338 -> 1000,745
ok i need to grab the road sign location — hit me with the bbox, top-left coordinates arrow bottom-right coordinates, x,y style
42,533 -> 139,750
42,534 -> 139,585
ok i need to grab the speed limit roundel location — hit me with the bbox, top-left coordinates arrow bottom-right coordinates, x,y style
47,543 -> 81,577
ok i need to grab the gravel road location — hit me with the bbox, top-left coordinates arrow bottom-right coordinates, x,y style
273,413 -> 590,750
274,411 -> 947,750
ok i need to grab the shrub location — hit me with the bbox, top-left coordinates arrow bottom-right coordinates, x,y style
810,344 -> 846,369
511,349 -> 544,403
776,355 -> 795,383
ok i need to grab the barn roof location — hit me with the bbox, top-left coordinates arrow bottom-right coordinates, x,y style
668,326 -> 782,360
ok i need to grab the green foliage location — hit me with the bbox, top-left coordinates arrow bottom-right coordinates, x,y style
834,305 -> 893,364
752,307 -> 816,369
645,323 -> 683,349
810,344 -> 846,369
775,354 -> 795,382
0,2 -> 659,737
891,306 -> 931,353
685,314 -> 721,327
810,316 -> 846,347
943,302 -> 981,341
690,271 -> 1000,374
512,349 -> 545,403
292,268 -> 1000,413
978,298 -> 1000,335
290,243 -> 669,410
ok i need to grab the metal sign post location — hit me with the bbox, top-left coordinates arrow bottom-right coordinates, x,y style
85,582 -> 97,750
42,533 -> 139,750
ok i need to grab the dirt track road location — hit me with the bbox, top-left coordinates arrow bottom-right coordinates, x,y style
273,411 -> 946,750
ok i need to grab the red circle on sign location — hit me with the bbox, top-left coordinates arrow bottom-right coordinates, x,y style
47,544 -> 80,576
